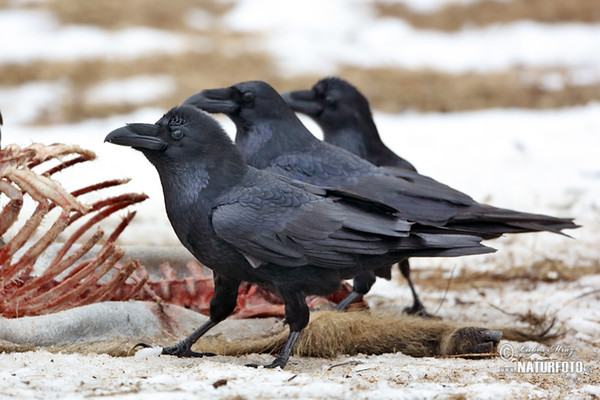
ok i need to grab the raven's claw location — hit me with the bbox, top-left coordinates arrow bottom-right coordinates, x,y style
134,342 -> 214,357
162,343 -> 216,357
245,358 -> 286,369
403,300 -> 440,319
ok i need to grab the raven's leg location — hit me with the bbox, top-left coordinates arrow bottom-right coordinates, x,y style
399,259 -> 431,317
334,271 -> 376,311
138,273 -> 240,357
248,291 -> 309,369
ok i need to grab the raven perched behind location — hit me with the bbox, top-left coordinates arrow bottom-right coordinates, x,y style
282,77 -> 416,171
282,77 -> 430,313
281,77 -> 428,315
105,106 -> 494,369
183,80 -> 579,314
281,77 -> 415,170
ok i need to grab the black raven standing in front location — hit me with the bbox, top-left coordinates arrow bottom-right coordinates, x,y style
105,105 -> 494,369
183,81 -> 579,315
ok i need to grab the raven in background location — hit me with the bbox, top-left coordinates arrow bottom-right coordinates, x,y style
281,77 -> 416,171
105,105 -> 493,368
183,80 -> 579,315
282,77 -> 430,313
281,77 -> 428,316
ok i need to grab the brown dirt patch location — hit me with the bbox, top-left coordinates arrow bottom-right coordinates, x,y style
375,0 -> 600,31
39,0 -> 600,33
336,66 -> 600,113
410,259 -> 600,292
2,56 -> 599,124
0,52 -> 321,125
39,0 -> 233,31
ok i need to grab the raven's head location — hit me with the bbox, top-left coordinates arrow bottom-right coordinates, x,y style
182,81 -> 319,159
281,77 -> 373,131
183,80 -> 299,128
105,105 -> 241,167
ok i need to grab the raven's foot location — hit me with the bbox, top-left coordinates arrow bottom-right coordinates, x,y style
443,327 -> 503,356
134,341 -> 215,358
403,301 -> 439,319
245,357 -> 287,369
245,330 -> 300,369
334,291 -> 362,311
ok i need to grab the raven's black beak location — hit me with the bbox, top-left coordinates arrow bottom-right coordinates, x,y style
105,124 -> 167,151
280,90 -> 323,117
183,88 -> 239,114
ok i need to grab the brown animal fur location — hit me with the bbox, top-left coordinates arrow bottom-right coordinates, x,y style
1,303 -> 554,360
192,311 -> 502,358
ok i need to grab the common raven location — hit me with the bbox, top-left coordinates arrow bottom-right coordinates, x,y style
281,78 -> 431,312
281,77 -> 416,171
105,105 -> 493,369
281,77 -> 414,170
183,81 -> 578,315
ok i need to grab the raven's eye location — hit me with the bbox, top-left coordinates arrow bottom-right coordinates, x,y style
314,83 -> 326,95
242,91 -> 255,102
325,95 -> 336,106
171,129 -> 183,140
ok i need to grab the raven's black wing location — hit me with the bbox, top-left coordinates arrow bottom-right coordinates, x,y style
265,147 -> 576,234
263,143 -> 475,224
212,171 -> 413,269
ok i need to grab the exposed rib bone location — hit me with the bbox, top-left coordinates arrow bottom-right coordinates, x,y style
8,211 -> 71,279
0,180 -> 23,236
0,142 -> 147,318
0,202 -> 49,267
50,194 -> 147,266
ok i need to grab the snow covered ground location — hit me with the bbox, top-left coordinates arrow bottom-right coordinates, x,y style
225,1 -> 600,75
0,0 -> 599,399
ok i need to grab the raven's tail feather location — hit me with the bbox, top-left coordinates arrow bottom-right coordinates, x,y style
383,233 -> 496,260
448,204 -> 579,239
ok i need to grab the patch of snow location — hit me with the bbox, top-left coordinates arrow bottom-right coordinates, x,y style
135,346 -> 163,358
378,0 -> 502,14
85,75 -> 177,105
584,385 -> 600,396
0,80 -> 71,124
0,9 -> 206,65
568,66 -> 600,86
185,8 -> 217,31
521,67 -> 600,91
224,1 -> 600,75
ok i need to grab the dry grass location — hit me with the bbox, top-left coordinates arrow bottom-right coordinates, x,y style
336,66 -> 600,113
0,52 -> 321,124
410,259 -> 600,292
39,0 -> 233,31
2,57 -> 599,124
375,0 -> 600,31
42,0 -> 600,33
